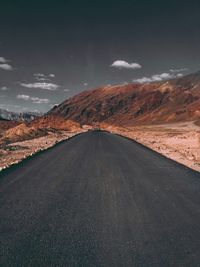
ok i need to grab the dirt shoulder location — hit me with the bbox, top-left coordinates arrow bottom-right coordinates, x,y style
102,121 -> 200,172
1,121 -> 200,173
0,130 -> 84,171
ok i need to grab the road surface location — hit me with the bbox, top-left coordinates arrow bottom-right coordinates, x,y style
0,131 -> 200,266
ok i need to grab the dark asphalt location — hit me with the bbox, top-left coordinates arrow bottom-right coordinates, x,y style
0,131 -> 200,267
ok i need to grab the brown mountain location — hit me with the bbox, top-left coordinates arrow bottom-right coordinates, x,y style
0,118 -> 19,136
48,72 -> 200,126
1,116 -> 81,144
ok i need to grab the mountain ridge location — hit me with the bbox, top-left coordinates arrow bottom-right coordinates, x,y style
48,71 -> 200,126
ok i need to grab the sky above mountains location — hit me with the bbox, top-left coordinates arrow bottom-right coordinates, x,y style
0,0 -> 200,113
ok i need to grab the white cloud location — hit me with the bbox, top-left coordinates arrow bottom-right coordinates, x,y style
0,104 -> 23,110
83,83 -> 88,86
151,73 -> 172,82
31,97 -> 50,104
34,73 -> 43,77
21,82 -> 59,90
17,94 -> 30,101
17,94 -> 50,104
34,73 -> 55,81
34,74 -> 48,81
133,77 -> 152,83
0,57 -> 13,71
111,60 -> 142,70
1,86 -> 8,91
133,72 -> 183,84
176,73 -> 183,78
0,57 -> 8,63
170,68 -> 188,73
39,78 -> 50,81
0,63 -> 13,71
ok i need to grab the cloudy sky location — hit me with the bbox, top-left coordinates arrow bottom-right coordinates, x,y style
0,0 -> 200,113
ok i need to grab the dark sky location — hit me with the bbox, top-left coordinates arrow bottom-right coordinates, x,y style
0,0 -> 200,113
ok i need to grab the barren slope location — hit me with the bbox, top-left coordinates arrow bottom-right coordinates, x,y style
0,115 -> 81,144
48,72 -> 200,126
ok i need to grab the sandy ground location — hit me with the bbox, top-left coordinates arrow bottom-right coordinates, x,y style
1,122 -> 200,173
102,121 -> 200,172
0,130 -> 84,171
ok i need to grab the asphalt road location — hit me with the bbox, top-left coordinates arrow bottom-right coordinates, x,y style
0,131 -> 200,267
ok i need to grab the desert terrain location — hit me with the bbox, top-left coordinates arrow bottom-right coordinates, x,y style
0,119 -> 199,172
0,116 -> 84,170
0,131 -> 82,170
2,2 -> 200,266
101,121 -> 200,172
1,72 -> 200,172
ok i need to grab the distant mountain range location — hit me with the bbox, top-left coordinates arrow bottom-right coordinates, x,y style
48,71 -> 200,126
0,109 -> 41,122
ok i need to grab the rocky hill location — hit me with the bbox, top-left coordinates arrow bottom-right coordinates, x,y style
0,115 -> 81,144
0,118 -> 19,137
48,72 -> 200,126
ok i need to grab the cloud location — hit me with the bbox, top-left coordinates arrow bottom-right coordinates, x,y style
0,63 -> 13,71
0,57 -> 13,71
34,73 -> 55,81
0,57 -> 8,63
34,74 -> 49,81
17,94 -> 50,104
17,94 -> 30,101
30,97 -> 50,104
38,78 -> 50,81
0,104 -> 23,110
63,89 -> 70,92
169,68 -> 188,73
83,83 -> 88,86
34,73 -> 45,77
151,73 -> 173,82
133,72 -> 183,84
176,73 -> 183,78
111,60 -> 142,70
120,81 -> 128,85
1,86 -> 8,91
21,82 -> 59,90
133,77 -> 152,83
